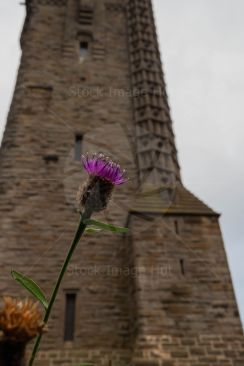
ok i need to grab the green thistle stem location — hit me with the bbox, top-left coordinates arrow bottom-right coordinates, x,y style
28,210 -> 91,366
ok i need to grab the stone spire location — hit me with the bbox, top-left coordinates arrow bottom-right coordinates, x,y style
127,0 -> 181,189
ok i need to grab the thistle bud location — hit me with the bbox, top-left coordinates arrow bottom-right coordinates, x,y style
78,153 -> 127,212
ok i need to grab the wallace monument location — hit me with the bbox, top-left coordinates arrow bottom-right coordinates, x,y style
0,0 -> 244,365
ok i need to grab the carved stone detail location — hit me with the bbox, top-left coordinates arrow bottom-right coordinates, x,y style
127,0 -> 181,187
79,0 -> 94,26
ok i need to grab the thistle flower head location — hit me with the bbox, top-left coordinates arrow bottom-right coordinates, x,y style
79,153 -> 127,212
0,297 -> 43,343
81,153 -> 127,185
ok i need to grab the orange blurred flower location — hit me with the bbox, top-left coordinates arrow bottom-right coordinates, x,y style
0,297 -> 44,343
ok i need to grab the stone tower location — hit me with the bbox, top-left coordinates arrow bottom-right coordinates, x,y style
0,0 -> 243,365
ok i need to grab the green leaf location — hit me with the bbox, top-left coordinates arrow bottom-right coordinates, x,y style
11,270 -> 49,310
85,226 -> 102,234
84,219 -> 129,233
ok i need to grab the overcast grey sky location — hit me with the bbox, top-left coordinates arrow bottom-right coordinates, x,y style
0,1 -> 244,324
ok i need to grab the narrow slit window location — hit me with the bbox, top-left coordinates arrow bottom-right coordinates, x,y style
74,134 -> 83,161
64,293 -> 77,342
180,259 -> 185,276
79,41 -> 89,62
174,220 -> 179,235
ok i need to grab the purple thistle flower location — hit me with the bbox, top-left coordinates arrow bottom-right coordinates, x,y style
79,153 -> 127,213
81,153 -> 127,185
